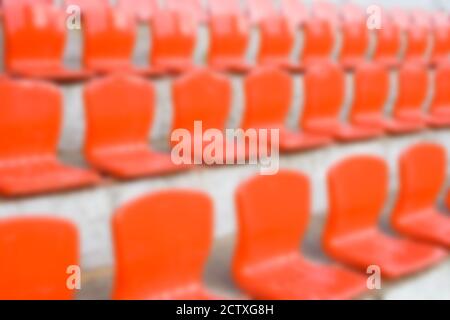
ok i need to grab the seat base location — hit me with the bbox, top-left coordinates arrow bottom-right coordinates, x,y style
305,122 -> 384,142
352,116 -> 425,134
114,283 -> 223,300
279,129 -> 332,152
210,59 -> 253,73
9,66 -> 94,83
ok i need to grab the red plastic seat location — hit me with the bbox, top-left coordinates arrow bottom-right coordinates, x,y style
166,0 -> 207,24
350,63 -> 425,134
373,11 -> 401,68
3,3 -> 91,82
117,0 -> 159,23
233,171 -> 368,300
242,67 -> 331,152
405,10 -> 431,63
0,217 -> 78,300
391,62 -> 429,131
302,62 -> 383,142
428,63 -> 450,127
0,79 -> 100,197
171,69 -> 235,164
208,0 -> 242,16
150,10 -> 197,74
84,75 -> 186,179
430,12 -> 450,65
301,17 -> 335,65
246,0 -> 275,25
208,14 -> 251,72
280,0 -> 307,28
112,190 -> 221,300
391,143 -> 450,248
324,155 -> 447,279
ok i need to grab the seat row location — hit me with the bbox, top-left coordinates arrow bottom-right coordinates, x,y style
1,63 -> 450,197
1,142 -> 449,300
1,1 -> 449,81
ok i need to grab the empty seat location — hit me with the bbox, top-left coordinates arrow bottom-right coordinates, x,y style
233,171 -> 368,300
280,0 -> 307,28
3,3 -> 91,82
404,10 -> 431,63
246,0 -> 276,25
428,63 -> 450,126
208,0 -> 242,16
208,14 -> 251,72
242,67 -> 331,152
117,0 -> 159,22
0,217 -> 78,300
171,69 -> 234,164
430,12 -> 450,65
373,11 -> 401,68
166,0 -> 207,24
301,17 -> 335,65
391,143 -> 450,248
324,156 -> 446,279
150,10 -> 197,73
302,62 -> 383,142
112,190 -> 221,300
0,79 -> 100,197
350,63 -> 427,134
84,75 -> 186,179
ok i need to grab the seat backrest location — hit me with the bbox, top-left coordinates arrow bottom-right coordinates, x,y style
430,12 -> 450,62
166,0 -> 206,24
340,4 -> 369,63
280,0 -> 307,28
350,63 -> 390,122
234,171 -> 310,271
392,143 -> 446,221
311,0 -> 339,27
373,11 -> 401,63
0,217 -> 78,300
0,78 -> 61,162
430,63 -> 450,114
172,69 -> 232,134
301,62 -> 345,129
3,3 -> 66,71
84,75 -> 154,159
246,0 -> 276,25
302,17 -> 335,64
324,156 -> 388,246
209,0 -> 242,16
117,0 -> 159,22
405,10 -> 431,62
112,190 -> 213,299
150,9 -> 197,64
258,15 -> 295,64
242,67 -> 292,129
82,7 -> 136,70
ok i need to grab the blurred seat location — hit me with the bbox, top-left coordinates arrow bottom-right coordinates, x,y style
405,10 -> 432,64
301,17 -> 335,65
242,68 -> 331,152
0,79 -> 100,197
233,171 -> 368,300
0,217 -> 78,300
246,0 -> 275,25
208,0 -> 242,16
3,3 -> 91,82
373,10 -> 401,68
150,10 -> 197,74
84,75 -> 186,179
428,63 -> 450,127
166,0 -> 207,24
350,63 -> 426,134
117,0 -> 159,23
324,155 -> 447,279
208,14 -> 251,72
171,69 -> 235,164
112,190 -> 222,300
302,62 -> 383,142
391,143 -> 450,248
430,12 -> 450,65
280,0 -> 308,29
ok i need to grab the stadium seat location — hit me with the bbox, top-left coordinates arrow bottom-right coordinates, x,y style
301,17 -> 335,65
112,190 -> 221,300
405,10 -> 431,63
82,6 -> 161,75
171,69 -> 235,164
302,62 -> 384,142
150,10 -> 197,74
208,14 -> 251,72
428,63 -> 450,126
0,79 -> 100,197
84,75 -> 186,179
166,0 -> 207,24
430,12 -> 450,65
350,63 -> 427,134
233,171 -> 368,300
324,155 -> 447,279
242,68 -> 331,152
3,3 -> 91,82
246,0 -> 275,25
117,0 -> 159,22
373,11 -> 401,68
280,0 -> 308,28
339,4 -> 369,69
391,143 -> 450,248
257,15 -> 303,72
0,217 -> 79,300
208,0 -> 242,16
391,62 -> 429,131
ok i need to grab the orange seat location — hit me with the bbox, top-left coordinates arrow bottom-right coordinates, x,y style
302,62 -> 383,142
246,0 -> 275,25
117,0 -> 159,23
301,17 -> 335,65
430,12 -> 450,65
428,63 -> 450,127
84,75 -> 186,179
112,190 -> 221,300
233,171 -> 368,300
171,69 -> 235,164
391,62 -> 429,131
324,156 -> 447,279
242,67 -> 331,152
0,217 -> 78,300
208,14 -> 251,72
0,79 -> 100,197
257,15 -> 303,72
280,0 -> 307,28
209,0 -> 242,16
150,10 -> 197,74
350,63 -> 425,134
373,11 -> 401,68
404,10 -> 431,64
3,3 -> 91,82
391,143 -> 450,248
166,0 -> 207,24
